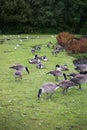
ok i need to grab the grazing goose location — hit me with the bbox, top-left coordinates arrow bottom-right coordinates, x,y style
9,64 -> 29,74
70,74 -> 87,89
47,70 -> 67,81
67,71 -> 87,78
67,73 -> 79,78
37,82 -> 59,99
57,80 -> 77,93
14,71 -> 22,80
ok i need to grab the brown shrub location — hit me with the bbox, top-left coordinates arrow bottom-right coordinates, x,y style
56,32 -> 75,47
66,38 -> 87,53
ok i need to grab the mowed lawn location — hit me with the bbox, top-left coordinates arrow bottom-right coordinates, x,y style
0,34 -> 87,130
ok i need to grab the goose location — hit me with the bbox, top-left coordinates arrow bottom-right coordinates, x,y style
9,64 -> 29,74
47,42 -> 52,48
73,58 -> 87,73
34,45 -> 41,51
55,44 -> 64,51
73,58 -> 87,65
67,71 -> 87,78
55,64 -> 69,71
31,48 -> 36,53
47,70 -> 67,81
57,80 -> 77,93
37,82 -> 59,99
36,63 -> 45,69
52,48 -> 60,55
33,54 -> 42,60
75,64 -> 87,73
14,70 -> 22,80
67,73 -> 79,78
29,58 -> 40,64
70,74 -> 87,89
55,65 -> 62,71
34,54 -> 48,61
41,56 -> 48,61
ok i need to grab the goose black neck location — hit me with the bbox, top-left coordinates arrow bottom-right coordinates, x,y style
63,73 -> 67,80
38,89 -> 42,99
80,71 -> 87,75
25,67 -> 29,74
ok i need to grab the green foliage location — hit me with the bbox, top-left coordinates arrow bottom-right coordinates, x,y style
0,0 -> 87,34
0,34 -> 87,130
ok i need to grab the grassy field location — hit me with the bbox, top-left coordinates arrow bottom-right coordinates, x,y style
0,34 -> 87,130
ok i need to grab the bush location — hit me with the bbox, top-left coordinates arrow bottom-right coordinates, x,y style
56,32 -> 75,47
66,38 -> 87,53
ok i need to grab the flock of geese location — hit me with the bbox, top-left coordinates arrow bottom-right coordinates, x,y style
37,58 -> 87,99
9,43 -> 87,99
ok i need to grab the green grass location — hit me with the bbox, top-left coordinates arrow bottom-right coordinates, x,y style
0,34 -> 87,130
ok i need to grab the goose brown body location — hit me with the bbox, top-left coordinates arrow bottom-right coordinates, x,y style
58,80 -> 77,93
70,74 -> 87,89
47,70 -> 67,81
14,71 -> 22,80
37,82 -> 59,99
10,64 -> 29,74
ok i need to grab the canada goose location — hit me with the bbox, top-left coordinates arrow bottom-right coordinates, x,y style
73,58 -> 87,73
34,45 -> 41,51
35,54 -> 42,60
47,42 -> 52,48
31,48 -> 36,53
47,70 -> 67,81
34,54 -> 48,61
55,65 -> 61,71
67,71 -> 87,78
14,71 -> 22,80
52,48 -> 60,55
36,63 -> 45,69
33,54 -> 41,60
73,58 -> 87,65
67,73 -> 79,78
55,44 -> 64,51
29,58 -> 40,64
55,64 -> 69,71
9,64 -> 29,74
32,46 -> 41,51
70,74 -> 87,89
75,64 -> 87,73
41,56 -> 48,61
37,82 -> 59,99
57,80 -> 77,93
